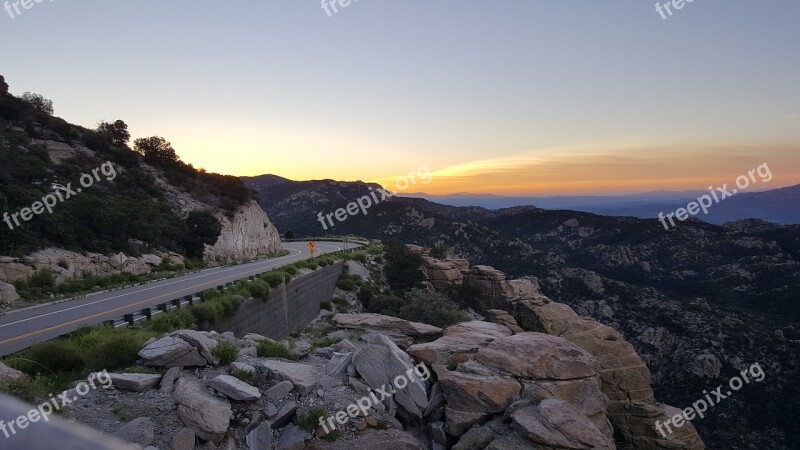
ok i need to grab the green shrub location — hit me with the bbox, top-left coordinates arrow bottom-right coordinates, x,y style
320,301 -> 332,311
321,430 -> 341,442
312,336 -> 342,349
232,369 -> 254,382
283,265 -> 299,276
447,361 -> 458,371
296,406 -> 328,430
375,420 -> 391,430
89,334 -> 144,371
16,341 -> 86,375
308,323 -> 332,339
212,341 -> 239,365
0,377 -> 53,404
336,278 -> 356,291
219,294 -> 243,316
191,302 -> 219,324
203,288 -> 222,301
256,340 -> 293,359
261,271 -> 287,288
398,289 -> 469,328
247,279 -> 270,299
145,310 -> 196,333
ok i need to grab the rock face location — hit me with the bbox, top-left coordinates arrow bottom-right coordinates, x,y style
203,201 -> 283,264
173,378 -> 232,442
0,247 -> 183,285
412,250 -> 706,450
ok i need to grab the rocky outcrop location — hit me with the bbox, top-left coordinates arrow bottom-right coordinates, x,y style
315,429 -> 426,449
138,334 -> 214,368
203,201 -> 283,264
413,250 -> 705,450
107,373 -> 162,392
0,247 -> 183,285
409,322 -> 614,444
0,362 -> 26,382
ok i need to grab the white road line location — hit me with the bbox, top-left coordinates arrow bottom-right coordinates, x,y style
0,248 -> 306,329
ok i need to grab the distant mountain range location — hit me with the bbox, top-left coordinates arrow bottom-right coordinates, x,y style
406,184 -> 800,225
244,174 -> 800,449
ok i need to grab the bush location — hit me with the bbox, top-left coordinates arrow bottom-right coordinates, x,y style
320,301 -> 332,311
232,369 -> 254,382
296,406 -> 328,430
313,336 -> 342,349
247,279 -> 270,299
89,334 -> 144,371
332,297 -> 349,312
191,302 -> 219,324
283,265 -> 299,276
16,341 -> 86,375
383,239 -> 424,290
398,289 -> 469,328
212,341 -> 239,365
145,310 -> 196,333
219,294 -> 243,316
256,340 -> 293,359
336,278 -> 356,291
203,288 -> 222,301
261,271 -> 287,288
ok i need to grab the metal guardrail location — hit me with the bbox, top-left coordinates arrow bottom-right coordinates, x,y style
103,242 -> 366,329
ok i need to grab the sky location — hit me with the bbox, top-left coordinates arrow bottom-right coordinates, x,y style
2,1 -> 799,195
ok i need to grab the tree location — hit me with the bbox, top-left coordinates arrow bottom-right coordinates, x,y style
284,230 -> 295,239
182,210 -> 222,259
20,92 -> 53,115
384,239 -> 424,291
133,136 -> 179,166
97,120 -> 130,147
0,75 -> 8,96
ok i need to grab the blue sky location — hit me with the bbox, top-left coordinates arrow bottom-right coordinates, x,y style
2,1 -> 799,194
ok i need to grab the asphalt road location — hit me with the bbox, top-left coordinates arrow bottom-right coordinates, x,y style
0,241 -> 350,356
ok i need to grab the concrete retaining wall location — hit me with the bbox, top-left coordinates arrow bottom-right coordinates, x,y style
214,261 -> 344,339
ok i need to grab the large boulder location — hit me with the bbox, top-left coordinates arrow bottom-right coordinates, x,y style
138,336 -> 207,368
511,400 -> 615,449
476,332 -> 597,380
436,369 -> 521,436
352,334 -> 430,418
333,313 -> 443,347
408,321 -> 511,366
173,378 -> 232,442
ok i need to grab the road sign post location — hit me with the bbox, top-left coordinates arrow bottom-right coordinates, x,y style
308,241 -> 316,258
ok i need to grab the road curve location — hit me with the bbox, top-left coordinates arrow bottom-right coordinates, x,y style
0,241 -> 352,356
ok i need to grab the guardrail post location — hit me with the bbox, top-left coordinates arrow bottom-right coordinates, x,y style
143,308 -> 152,320
124,314 -> 134,326
185,295 -> 194,306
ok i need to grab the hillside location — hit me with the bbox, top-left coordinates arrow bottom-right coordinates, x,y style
245,175 -> 800,449
0,78 -> 282,303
